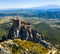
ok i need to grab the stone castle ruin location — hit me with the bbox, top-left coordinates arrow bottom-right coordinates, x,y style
7,17 -> 48,47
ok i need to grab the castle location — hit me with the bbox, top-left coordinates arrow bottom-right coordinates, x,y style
7,17 -> 40,41
7,17 -> 47,44
1,17 -> 50,48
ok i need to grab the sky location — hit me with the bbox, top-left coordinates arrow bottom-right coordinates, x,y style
0,0 -> 60,9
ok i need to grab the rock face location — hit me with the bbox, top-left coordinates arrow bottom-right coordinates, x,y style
0,39 -> 49,54
7,18 -> 43,41
7,18 -> 49,48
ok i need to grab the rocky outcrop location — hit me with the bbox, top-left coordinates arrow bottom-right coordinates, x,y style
7,20 -> 41,41
0,39 -> 49,54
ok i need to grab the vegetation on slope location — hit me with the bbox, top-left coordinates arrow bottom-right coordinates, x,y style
0,39 -> 49,54
0,18 -> 12,40
34,22 -> 60,45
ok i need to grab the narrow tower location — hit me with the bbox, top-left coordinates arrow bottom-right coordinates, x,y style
7,17 -> 21,39
13,17 -> 19,29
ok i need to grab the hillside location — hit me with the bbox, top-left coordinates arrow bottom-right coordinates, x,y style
0,17 -> 59,54
0,39 -> 49,54
0,8 -> 60,19
34,22 -> 60,45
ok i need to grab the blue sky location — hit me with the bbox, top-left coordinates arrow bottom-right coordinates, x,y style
0,0 -> 60,9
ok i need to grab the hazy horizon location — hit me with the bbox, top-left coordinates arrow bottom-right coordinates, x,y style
0,0 -> 60,9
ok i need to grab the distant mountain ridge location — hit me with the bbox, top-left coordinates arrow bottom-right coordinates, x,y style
0,5 -> 60,11
0,5 -> 60,19
31,5 -> 60,10
0,5 -> 60,10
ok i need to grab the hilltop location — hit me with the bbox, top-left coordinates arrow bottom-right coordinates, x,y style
0,39 -> 49,54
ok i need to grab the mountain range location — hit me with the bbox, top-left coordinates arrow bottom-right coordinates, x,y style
0,5 -> 60,19
0,5 -> 60,10
31,5 -> 60,10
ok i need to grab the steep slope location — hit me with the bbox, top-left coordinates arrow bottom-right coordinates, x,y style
0,39 -> 49,54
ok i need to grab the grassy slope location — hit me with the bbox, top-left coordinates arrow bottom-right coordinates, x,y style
34,22 -> 60,44
0,39 -> 49,54
0,18 -> 12,40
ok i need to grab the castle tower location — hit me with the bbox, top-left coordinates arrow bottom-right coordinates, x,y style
13,17 -> 21,38
7,17 -> 21,39
13,17 -> 19,29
